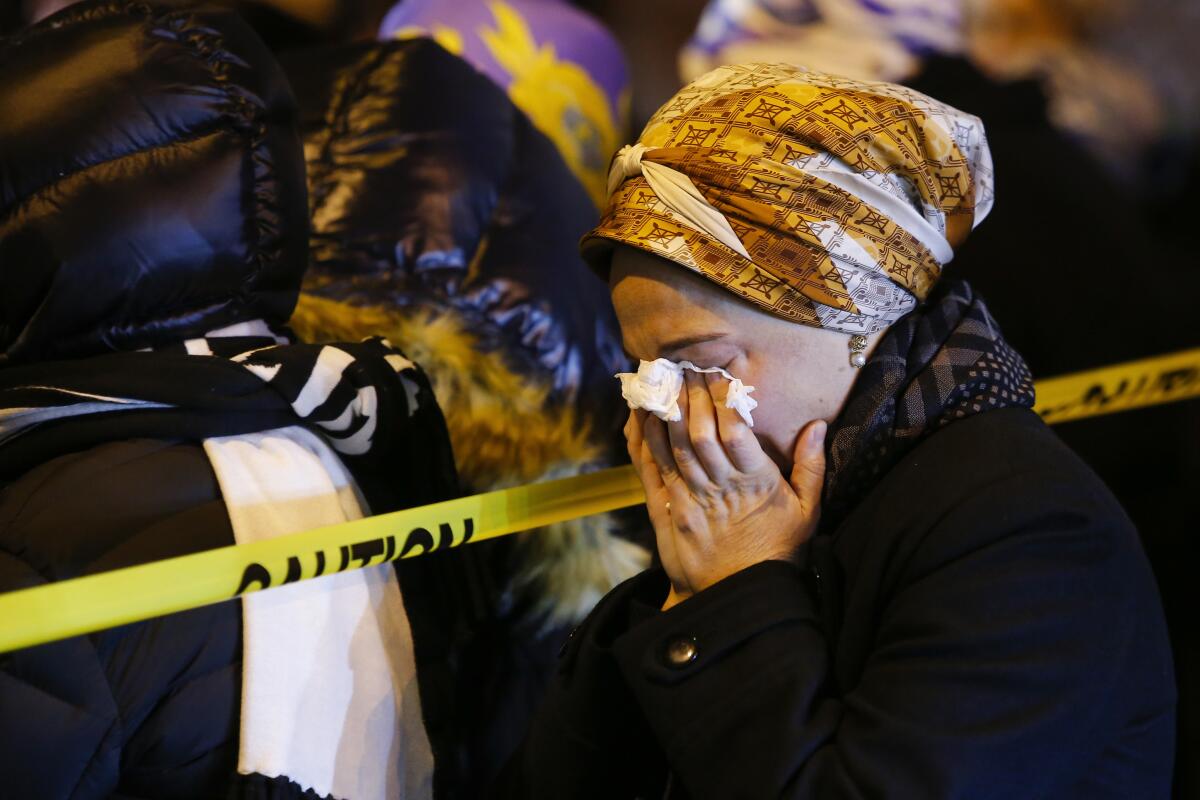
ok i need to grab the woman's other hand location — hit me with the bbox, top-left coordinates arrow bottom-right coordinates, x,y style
625,371 -> 826,611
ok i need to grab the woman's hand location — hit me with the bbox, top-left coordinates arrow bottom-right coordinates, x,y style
625,371 -> 826,611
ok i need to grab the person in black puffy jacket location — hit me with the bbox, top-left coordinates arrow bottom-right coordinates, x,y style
0,4 -> 513,798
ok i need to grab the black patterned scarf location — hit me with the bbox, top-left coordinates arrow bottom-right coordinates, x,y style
821,279 -> 1036,528
0,331 -> 456,513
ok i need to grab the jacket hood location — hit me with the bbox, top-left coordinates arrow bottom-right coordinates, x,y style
0,1 -> 308,363
282,39 -> 629,432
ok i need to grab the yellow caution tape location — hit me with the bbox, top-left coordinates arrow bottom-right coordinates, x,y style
0,466 -> 647,653
1,347 -> 1198,653
1033,347 -> 1200,425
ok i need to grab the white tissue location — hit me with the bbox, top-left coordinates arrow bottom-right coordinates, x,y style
616,358 -> 758,427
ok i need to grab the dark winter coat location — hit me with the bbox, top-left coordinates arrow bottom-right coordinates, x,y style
281,37 -> 629,434
0,441 -> 250,798
0,4 -> 535,798
905,59 -> 1200,794
497,408 -> 1177,799
0,8 -> 312,792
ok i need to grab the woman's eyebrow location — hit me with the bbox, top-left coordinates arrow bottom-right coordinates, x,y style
659,332 -> 729,357
620,333 -> 730,361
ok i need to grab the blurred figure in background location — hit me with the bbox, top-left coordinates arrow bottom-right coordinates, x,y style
279,12 -> 647,790
680,0 -> 1200,183
379,0 -> 631,207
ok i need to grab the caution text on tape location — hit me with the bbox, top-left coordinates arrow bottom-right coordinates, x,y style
1033,347 -> 1200,425
0,466 -> 646,653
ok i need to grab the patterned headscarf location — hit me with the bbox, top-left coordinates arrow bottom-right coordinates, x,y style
583,63 -> 994,334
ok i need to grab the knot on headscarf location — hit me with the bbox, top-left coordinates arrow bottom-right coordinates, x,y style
606,143 -> 753,259
582,63 -> 995,335
607,143 -> 649,195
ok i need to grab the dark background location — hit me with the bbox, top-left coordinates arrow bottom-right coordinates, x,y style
3,0 -> 1196,793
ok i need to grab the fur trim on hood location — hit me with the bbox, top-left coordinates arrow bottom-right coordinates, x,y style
290,293 -> 649,627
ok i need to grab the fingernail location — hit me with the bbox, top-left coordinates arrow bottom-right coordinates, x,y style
809,420 -> 827,447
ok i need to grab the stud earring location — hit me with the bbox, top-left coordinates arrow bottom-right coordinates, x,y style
849,335 -> 868,369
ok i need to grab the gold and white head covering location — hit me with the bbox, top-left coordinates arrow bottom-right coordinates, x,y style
582,63 -> 994,334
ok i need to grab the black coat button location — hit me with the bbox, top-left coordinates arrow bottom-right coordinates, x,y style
663,636 -> 698,668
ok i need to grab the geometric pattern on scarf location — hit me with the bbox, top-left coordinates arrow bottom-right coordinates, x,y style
583,63 -> 994,334
821,279 -> 1035,526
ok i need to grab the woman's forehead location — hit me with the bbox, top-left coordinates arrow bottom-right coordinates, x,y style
609,247 -> 744,357
609,246 -> 733,311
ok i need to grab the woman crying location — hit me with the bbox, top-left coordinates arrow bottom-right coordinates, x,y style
494,63 -> 1176,800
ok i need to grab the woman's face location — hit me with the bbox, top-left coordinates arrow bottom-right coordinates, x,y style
610,245 -> 872,472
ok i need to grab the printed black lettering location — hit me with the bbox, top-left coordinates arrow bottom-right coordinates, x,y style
437,521 -> 455,549
400,527 -> 435,557
284,555 -> 302,584
1082,382 -> 1125,407
234,563 -> 272,595
350,538 -> 386,568
435,518 -> 475,549
1157,367 -> 1198,394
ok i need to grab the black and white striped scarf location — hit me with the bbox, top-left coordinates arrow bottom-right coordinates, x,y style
0,326 -> 454,512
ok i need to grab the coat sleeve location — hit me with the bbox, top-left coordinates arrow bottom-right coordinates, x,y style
501,469 -> 1173,799
0,550 -> 123,799
491,570 -> 669,800
613,470 -> 1171,799
0,440 -> 242,800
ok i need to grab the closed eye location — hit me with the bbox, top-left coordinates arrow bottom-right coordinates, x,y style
660,332 -> 730,359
